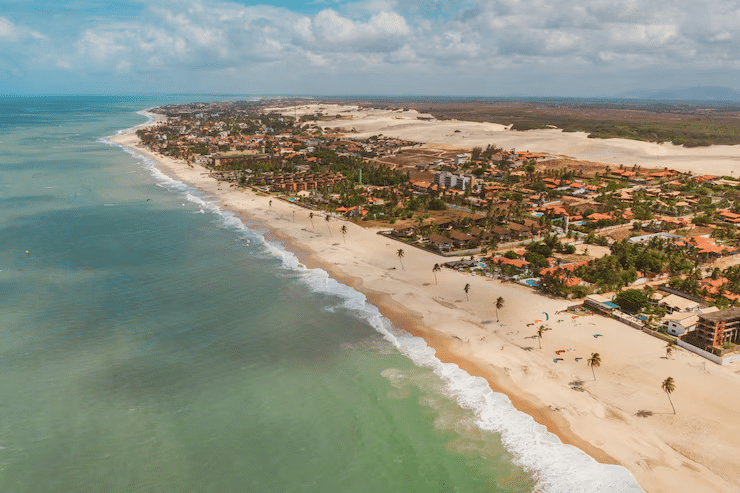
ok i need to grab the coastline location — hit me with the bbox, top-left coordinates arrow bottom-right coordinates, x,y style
110,111 -> 740,493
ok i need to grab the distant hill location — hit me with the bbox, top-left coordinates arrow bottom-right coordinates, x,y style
621,86 -> 740,102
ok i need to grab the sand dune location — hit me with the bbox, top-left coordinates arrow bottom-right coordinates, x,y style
276,103 -> 740,177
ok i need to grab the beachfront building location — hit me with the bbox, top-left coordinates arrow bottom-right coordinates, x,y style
428,234 -> 454,253
691,307 -> 740,352
657,293 -> 701,314
662,306 -> 719,336
585,294 -> 619,315
434,171 -> 471,191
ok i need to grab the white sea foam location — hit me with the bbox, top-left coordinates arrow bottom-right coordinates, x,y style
107,122 -> 645,493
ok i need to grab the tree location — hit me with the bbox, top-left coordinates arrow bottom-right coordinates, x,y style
495,296 -> 504,322
665,341 -> 675,359
340,224 -> 348,243
536,325 -> 545,349
662,376 -> 676,414
614,289 -> 649,314
433,263 -> 441,285
309,212 -> 315,230
325,215 -> 333,237
397,248 -> 405,270
464,283 -> 470,301
587,352 -> 601,380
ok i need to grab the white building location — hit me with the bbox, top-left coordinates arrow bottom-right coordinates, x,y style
453,153 -> 470,166
434,171 -> 471,191
663,306 -> 719,336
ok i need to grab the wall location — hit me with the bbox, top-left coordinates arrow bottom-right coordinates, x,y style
675,339 -> 740,365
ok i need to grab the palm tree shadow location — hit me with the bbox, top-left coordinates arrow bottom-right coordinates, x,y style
635,409 -> 653,418
569,379 -> 585,387
521,346 -> 534,352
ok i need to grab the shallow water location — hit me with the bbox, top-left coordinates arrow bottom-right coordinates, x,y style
0,96 -> 535,492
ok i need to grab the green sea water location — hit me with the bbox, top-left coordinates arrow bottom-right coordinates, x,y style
0,97 -> 534,492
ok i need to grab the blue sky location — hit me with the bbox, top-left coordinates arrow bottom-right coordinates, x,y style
2,0 -> 739,96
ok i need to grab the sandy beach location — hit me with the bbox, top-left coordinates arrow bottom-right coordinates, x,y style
111,110 -> 740,493
271,103 -> 740,177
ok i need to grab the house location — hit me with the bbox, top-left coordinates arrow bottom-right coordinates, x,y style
429,234 -> 454,253
675,236 -> 736,256
449,230 -> 476,249
658,294 -> 701,314
584,294 -> 618,314
492,257 -> 530,269
662,307 -> 719,336
489,226 -> 512,242
391,226 -> 415,238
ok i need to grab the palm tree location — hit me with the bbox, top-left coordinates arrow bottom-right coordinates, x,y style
325,215 -> 333,237
340,225 -> 348,243
464,283 -> 470,301
587,352 -> 601,380
308,212 -> 315,230
536,325 -> 545,349
665,341 -> 675,359
432,263 -> 441,285
396,248 -> 405,270
662,376 -> 676,414
495,296 -> 504,322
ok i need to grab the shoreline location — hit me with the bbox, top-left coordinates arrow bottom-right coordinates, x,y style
110,111 -> 740,493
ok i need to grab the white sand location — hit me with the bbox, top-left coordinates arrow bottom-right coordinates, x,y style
274,103 -> 740,177
111,112 -> 740,493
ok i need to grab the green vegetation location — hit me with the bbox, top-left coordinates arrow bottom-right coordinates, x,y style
614,289 -> 650,314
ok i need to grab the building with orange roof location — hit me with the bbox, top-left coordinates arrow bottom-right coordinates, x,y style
676,236 -> 736,256
493,257 -> 530,269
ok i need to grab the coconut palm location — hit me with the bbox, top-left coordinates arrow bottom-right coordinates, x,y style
587,352 -> 601,380
464,283 -> 470,301
396,248 -> 405,270
662,376 -> 676,414
536,325 -> 545,349
308,212 -> 315,230
665,341 -> 675,359
325,215 -> 333,237
495,296 -> 504,322
432,263 -> 441,285
340,225 -> 348,243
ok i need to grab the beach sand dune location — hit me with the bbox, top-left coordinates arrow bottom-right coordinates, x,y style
276,103 -> 740,177
112,111 -> 740,493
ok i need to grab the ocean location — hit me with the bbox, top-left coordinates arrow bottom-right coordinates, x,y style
0,96 -> 642,492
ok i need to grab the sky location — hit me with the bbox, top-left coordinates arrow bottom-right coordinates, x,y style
1,0 -> 739,96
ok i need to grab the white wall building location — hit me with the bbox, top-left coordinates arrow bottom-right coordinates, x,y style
663,306 -> 719,336
434,171 -> 471,191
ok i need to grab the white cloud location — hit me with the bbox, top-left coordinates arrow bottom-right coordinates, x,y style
5,0 -> 740,95
0,16 -> 46,42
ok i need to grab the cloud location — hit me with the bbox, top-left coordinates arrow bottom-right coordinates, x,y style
3,0 -> 740,95
0,16 -> 46,42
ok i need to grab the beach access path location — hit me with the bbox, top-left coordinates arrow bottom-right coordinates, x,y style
111,112 -> 740,493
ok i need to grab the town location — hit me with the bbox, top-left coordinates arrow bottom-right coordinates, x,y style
138,101 -> 740,365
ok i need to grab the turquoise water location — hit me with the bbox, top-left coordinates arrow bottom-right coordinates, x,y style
0,97 -> 535,492
0,96 -> 646,493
